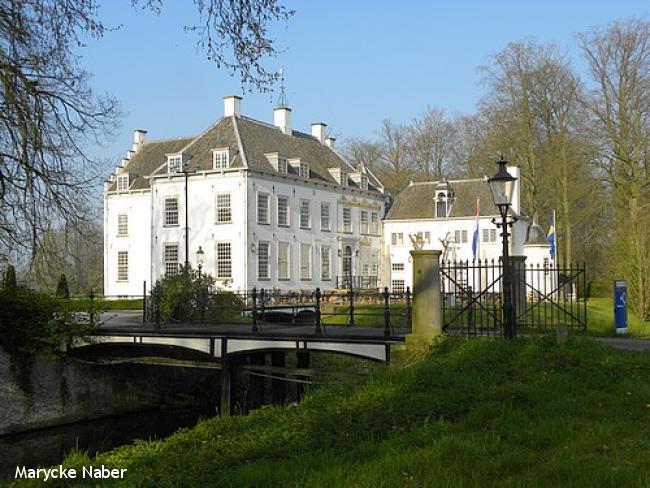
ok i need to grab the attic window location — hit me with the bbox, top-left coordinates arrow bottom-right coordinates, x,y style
277,157 -> 288,174
167,155 -> 183,173
435,193 -> 448,218
299,162 -> 310,178
360,175 -> 369,190
213,149 -> 230,169
117,174 -> 129,191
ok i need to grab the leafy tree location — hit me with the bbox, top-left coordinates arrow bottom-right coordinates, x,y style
56,273 -> 70,299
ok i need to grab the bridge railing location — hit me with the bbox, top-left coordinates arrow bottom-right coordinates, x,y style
145,286 -> 412,336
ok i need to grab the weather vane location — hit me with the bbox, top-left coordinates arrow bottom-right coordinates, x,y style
277,68 -> 288,108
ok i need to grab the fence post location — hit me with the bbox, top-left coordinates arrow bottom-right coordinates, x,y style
510,255 -> 527,326
383,286 -> 391,336
200,285 -> 207,323
142,280 -> 147,323
252,287 -> 258,333
314,287 -> 322,334
154,280 -> 161,332
409,250 -> 442,339
406,286 -> 412,328
348,287 -> 355,326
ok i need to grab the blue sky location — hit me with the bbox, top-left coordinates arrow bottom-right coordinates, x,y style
82,1 -> 649,166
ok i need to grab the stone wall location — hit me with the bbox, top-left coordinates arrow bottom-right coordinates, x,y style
0,348 -> 219,435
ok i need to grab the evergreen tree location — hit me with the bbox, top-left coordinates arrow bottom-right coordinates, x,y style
56,273 -> 70,299
3,264 -> 16,290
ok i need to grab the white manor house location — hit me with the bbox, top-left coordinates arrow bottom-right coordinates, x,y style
104,95 -> 551,297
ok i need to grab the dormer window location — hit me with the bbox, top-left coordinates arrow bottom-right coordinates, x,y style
360,175 -> 369,190
117,174 -> 130,191
213,149 -> 230,169
265,152 -> 288,174
299,161 -> 310,178
435,193 -> 448,218
167,155 -> 183,173
277,157 -> 288,174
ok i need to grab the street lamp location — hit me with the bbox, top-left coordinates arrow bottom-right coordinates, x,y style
179,161 -> 197,270
196,246 -> 205,277
488,157 -> 518,339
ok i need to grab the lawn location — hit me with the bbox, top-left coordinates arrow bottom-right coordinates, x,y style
586,297 -> 650,338
11,336 -> 650,487
64,298 -> 144,312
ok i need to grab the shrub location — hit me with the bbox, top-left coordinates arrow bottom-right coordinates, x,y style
56,273 -> 70,299
3,264 -> 17,290
0,286 -> 97,355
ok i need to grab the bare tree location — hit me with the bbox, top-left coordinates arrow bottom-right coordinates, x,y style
341,137 -> 383,173
376,119 -> 414,195
407,107 -> 458,180
579,18 -> 650,318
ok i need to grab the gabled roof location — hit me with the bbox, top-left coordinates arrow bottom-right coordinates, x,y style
385,178 -> 498,220
525,222 -> 548,245
109,114 -> 381,193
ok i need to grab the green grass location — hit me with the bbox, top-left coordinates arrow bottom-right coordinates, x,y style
585,297 -> 650,338
64,298 -> 144,312
322,303 -> 410,328
10,336 -> 650,487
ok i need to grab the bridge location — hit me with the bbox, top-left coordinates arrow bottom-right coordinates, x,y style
70,310 -> 408,415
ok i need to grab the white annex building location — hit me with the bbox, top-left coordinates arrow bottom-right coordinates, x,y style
383,169 -> 552,292
104,96 -> 389,296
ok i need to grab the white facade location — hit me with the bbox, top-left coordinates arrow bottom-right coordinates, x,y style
104,97 -> 388,296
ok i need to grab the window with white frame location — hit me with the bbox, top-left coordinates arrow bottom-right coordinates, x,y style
215,193 -> 231,223
300,243 -> 312,280
117,214 -> 128,236
392,262 -> 405,271
164,197 -> 179,226
300,200 -> 311,229
371,252 -> 378,276
342,207 -> 352,232
424,231 -> 431,244
392,279 -> 405,293
258,242 -> 270,279
299,161 -> 310,178
117,175 -> 129,191
164,244 -> 179,276
360,210 -> 369,234
278,157 -> 288,174
278,242 -> 290,280
257,193 -> 270,224
360,175 -> 369,190
277,196 -> 289,227
391,232 -> 404,246
371,212 -> 379,234
167,155 -> 183,173
321,246 -> 331,280
482,228 -> 497,243
215,242 -> 232,279
320,203 -> 330,231
213,149 -> 230,169
454,230 -> 468,244
117,251 -> 128,281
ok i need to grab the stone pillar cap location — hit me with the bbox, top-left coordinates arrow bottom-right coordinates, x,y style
410,250 -> 442,256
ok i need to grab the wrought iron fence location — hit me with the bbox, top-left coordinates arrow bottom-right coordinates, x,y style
335,275 -> 379,290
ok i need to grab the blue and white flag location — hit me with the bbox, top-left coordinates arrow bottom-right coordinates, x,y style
472,198 -> 480,260
548,210 -> 556,260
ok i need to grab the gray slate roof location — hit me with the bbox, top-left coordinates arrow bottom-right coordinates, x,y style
385,179 -> 499,220
525,222 -> 548,245
109,115 -> 377,192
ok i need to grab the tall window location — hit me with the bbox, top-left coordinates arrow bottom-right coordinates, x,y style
371,251 -> 379,276
454,230 -> 468,243
482,228 -> 497,243
278,242 -> 290,279
117,251 -> 128,281
321,246 -> 331,280
164,197 -> 179,226
300,200 -> 311,229
167,155 -> 183,173
216,242 -> 232,278
277,196 -> 290,227
360,210 -> 369,234
371,212 -> 379,235
258,242 -> 270,279
436,194 -> 447,218
257,193 -> 270,224
117,175 -> 129,191
164,244 -> 179,276
117,214 -> 128,236
320,203 -> 330,231
215,193 -> 231,223
342,207 -> 352,232
213,149 -> 229,169
299,162 -> 310,178
300,243 -> 312,280
391,232 -> 404,245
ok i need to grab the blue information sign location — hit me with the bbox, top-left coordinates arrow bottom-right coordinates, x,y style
614,280 -> 627,335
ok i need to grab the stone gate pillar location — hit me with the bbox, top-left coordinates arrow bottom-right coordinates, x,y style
510,255 -> 527,325
409,250 -> 443,338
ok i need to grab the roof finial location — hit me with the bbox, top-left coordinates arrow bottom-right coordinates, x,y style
276,67 -> 288,108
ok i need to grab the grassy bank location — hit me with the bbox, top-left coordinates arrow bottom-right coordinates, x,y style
586,297 -> 650,338
10,336 -> 650,487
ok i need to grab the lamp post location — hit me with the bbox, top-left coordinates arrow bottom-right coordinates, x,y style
488,157 -> 518,339
179,162 -> 196,270
196,246 -> 204,277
